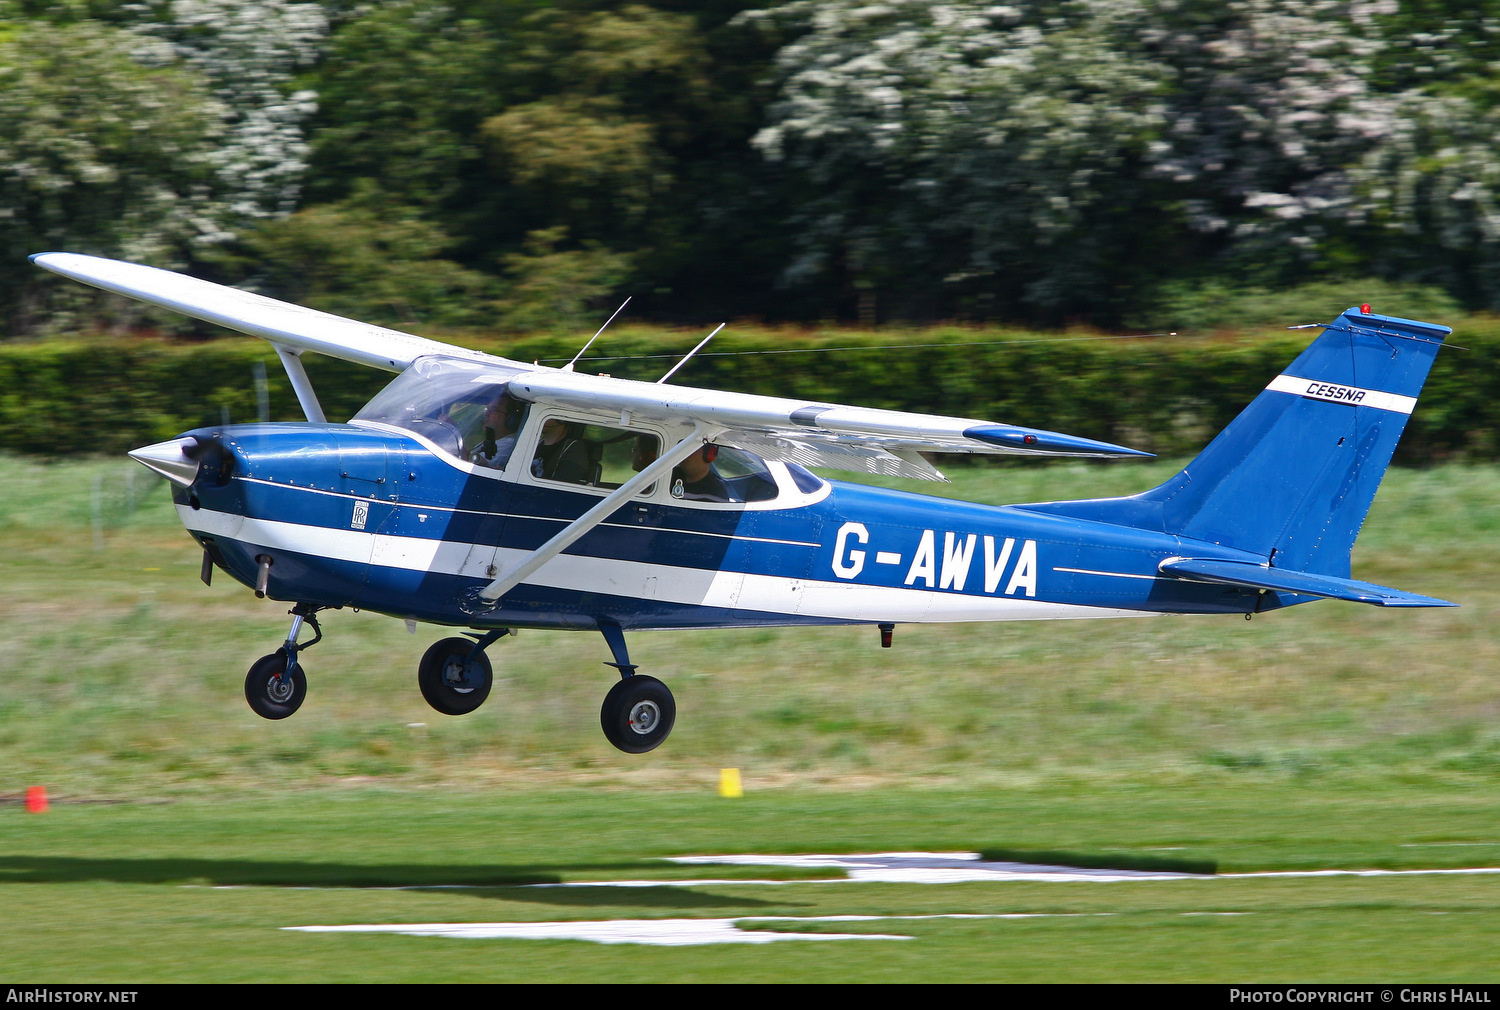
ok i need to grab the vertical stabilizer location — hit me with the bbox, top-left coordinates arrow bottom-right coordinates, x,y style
1024,307 -> 1450,577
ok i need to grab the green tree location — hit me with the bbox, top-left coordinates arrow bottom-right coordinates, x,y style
742,1 -> 1177,323
300,1 -> 788,325
0,18 -> 229,332
221,185 -> 500,330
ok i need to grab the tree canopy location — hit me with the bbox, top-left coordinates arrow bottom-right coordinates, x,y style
6,0 -> 1500,334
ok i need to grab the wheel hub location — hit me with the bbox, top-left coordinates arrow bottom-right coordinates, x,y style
265,673 -> 294,704
627,700 -> 660,735
442,658 -> 475,693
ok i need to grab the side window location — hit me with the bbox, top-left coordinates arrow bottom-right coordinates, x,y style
668,444 -> 779,504
531,418 -> 661,492
709,445 -> 779,503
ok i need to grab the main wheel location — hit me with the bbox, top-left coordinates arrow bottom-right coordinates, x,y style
418,637 -> 493,715
600,675 -> 675,754
244,651 -> 306,720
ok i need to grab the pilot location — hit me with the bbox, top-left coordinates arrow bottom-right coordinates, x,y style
672,445 -> 730,502
532,418 -> 593,484
472,391 -> 519,470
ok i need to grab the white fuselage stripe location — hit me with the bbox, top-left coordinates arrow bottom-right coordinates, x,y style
234,477 -> 820,548
181,506 -> 1154,625
1265,374 -> 1417,414
1053,566 -> 1162,581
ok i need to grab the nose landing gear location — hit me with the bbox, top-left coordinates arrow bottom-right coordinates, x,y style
244,604 -> 322,720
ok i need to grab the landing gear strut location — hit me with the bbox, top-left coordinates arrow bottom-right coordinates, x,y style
597,625 -> 675,753
245,604 -> 322,720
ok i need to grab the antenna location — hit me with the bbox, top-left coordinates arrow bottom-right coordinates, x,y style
563,296 -> 631,372
658,324 -> 725,384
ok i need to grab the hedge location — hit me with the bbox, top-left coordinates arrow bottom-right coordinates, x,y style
4,319 -> 1499,463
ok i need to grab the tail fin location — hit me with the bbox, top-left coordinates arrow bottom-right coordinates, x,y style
1026,307 -> 1450,578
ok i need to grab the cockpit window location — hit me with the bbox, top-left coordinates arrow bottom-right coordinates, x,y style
353,357 -> 528,464
353,359 -> 801,504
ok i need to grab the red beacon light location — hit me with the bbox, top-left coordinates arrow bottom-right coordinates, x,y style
1360,303 -> 1372,315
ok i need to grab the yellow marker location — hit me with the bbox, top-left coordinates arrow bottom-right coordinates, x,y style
718,768 -> 743,798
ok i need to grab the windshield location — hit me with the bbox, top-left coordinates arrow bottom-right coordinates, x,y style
353,356 -> 529,459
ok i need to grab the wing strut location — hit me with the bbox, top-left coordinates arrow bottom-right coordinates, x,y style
272,344 -> 326,423
476,424 -> 717,605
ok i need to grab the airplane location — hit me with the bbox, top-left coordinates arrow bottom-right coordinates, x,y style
33,252 -> 1457,754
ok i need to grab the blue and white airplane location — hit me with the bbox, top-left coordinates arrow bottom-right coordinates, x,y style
34,252 -> 1456,753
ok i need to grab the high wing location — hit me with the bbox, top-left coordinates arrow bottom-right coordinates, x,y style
32,252 -> 485,372
503,368 -> 1150,481
32,252 -> 1149,481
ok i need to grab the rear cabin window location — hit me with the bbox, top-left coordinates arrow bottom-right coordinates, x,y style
709,445 -> 778,503
531,419 -> 661,491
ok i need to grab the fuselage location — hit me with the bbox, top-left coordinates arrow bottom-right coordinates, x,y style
174,421 -> 1280,633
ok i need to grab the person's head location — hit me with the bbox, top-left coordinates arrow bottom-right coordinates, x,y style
678,444 -> 717,481
483,393 -> 515,434
632,435 -> 659,472
541,418 -> 567,444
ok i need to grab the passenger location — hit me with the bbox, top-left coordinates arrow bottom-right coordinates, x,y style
532,418 -> 593,484
631,434 -> 658,472
472,392 -> 519,470
672,445 -> 731,502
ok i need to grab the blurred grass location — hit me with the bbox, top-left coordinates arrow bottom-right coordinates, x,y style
0,453 -> 1495,797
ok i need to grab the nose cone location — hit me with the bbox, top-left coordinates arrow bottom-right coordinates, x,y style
128,436 -> 202,487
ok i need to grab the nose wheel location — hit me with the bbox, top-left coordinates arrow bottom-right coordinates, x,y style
244,605 -> 321,720
244,650 -> 307,720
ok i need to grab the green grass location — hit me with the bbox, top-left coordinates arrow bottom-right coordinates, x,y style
2,788 -> 1499,981
0,453 -> 1496,795
0,454 -> 1497,980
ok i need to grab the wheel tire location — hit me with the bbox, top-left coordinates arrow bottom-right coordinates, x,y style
600,676 -> 675,754
244,651 -> 306,720
417,638 -> 493,716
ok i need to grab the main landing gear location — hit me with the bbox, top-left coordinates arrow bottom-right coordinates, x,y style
242,610 -> 676,754
410,624 -> 674,752
417,631 -> 506,716
597,624 -> 675,754
244,604 -> 322,720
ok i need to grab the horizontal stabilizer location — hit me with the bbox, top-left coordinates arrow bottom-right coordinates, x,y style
1158,557 -> 1456,608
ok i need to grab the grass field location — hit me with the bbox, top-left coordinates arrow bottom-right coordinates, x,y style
3,789 -> 1500,981
1,454 -> 1497,980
